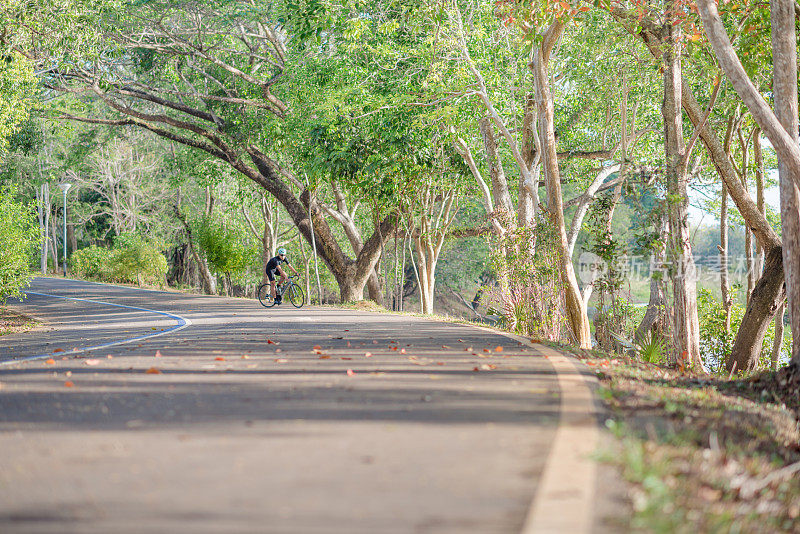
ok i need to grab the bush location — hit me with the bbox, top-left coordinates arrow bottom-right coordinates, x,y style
69,234 -> 167,287
0,186 -> 40,304
110,233 -> 168,286
69,245 -> 114,280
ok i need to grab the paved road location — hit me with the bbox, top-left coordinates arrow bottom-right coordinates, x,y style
0,278 -> 566,533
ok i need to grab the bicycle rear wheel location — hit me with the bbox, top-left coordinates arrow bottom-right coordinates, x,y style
287,284 -> 305,308
257,283 -> 276,308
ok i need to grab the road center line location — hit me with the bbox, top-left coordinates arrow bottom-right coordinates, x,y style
0,291 -> 192,366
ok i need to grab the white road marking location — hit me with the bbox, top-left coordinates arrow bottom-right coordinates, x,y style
0,291 -> 192,366
468,325 -> 599,534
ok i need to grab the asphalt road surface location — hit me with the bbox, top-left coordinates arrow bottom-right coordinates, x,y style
0,277 -> 568,533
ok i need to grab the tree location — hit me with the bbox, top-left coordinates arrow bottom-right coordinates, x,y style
695,0 -> 800,367
609,2 -> 789,371
0,187 -> 41,303
35,0 -> 396,302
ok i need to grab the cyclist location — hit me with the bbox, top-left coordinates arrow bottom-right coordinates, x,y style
265,248 -> 299,304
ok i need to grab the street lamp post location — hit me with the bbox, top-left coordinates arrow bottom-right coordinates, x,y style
57,182 -> 72,276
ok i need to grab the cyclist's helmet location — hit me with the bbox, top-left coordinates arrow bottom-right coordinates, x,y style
277,248 -> 287,256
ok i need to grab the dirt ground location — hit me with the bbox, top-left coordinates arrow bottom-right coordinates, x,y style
0,308 -> 38,336
557,345 -> 800,532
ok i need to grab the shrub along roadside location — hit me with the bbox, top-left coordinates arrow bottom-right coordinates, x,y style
556,346 -> 800,532
69,233 -> 167,286
0,186 -> 40,304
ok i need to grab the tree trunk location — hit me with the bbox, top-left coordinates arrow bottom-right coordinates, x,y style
531,22 -> 592,349
754,126 -> 766,275
221,273 -> 231,297
37,183 -> 50,274
662,10 -> 703,370
728,246 -> 786,372
721,184 -> 732,333
635,215 -> 669,341
174,205 -> 216,295
771,0 -> 800,366
772,301 -> 786,370
67,223 -> 77,259
737,124 -> 755,302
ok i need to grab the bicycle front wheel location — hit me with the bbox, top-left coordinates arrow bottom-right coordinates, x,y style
287,284 -> 305,308
257,283 -> 276,308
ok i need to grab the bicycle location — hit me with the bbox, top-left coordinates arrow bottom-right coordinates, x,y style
257,276 -> 305,308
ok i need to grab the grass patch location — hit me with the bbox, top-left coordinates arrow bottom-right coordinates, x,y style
570,348 -> 800,532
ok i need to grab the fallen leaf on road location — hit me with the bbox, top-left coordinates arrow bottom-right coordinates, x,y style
145,367 -> 162,374
530,338 -> 541,343
346,341 -> 351,347
442,345 -> 450,349
465,347 -> 473,351
481,364 -> 497,370
215,357 -> 226,361
45,359 -> 56,365
372,340 -> 378,344
107,355 -> 113,359
400,348 -> 406,354
473,367 -> 480,372
64,381 -> 75,387
483,348 -> 491,353
346,369 -> 355,376
313,345 -> 322,350
155,350 -> 163,358
84,359 -> 100,366
341,357 -> 352,360
275,359 -> 288,363
267,339 -> 277,344
242,355 -> 250,359
65,371 -> 72,377
457,339 -> 465,342
319,355 -> 331,359
53,349 -> 64,353
364,352 -> 373,357
275,349 -> 282,353
495,346 -> 504,352
313,349 -> 324,355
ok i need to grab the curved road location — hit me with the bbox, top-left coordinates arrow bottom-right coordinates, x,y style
0,278 -> 599,533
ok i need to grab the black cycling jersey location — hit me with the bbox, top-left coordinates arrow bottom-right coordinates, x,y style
266,255 -> 289,271
265,255 -> 290,280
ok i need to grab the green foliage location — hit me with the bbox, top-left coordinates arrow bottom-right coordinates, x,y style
68,234 -> 168,286
697,287 -> 744,372
0,52 -> 39,154
635,330 -> 668,364
193,216 -> 256,277
69,245 -> 115,280
0,186 -> 41,304
110,233 -> 168,286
